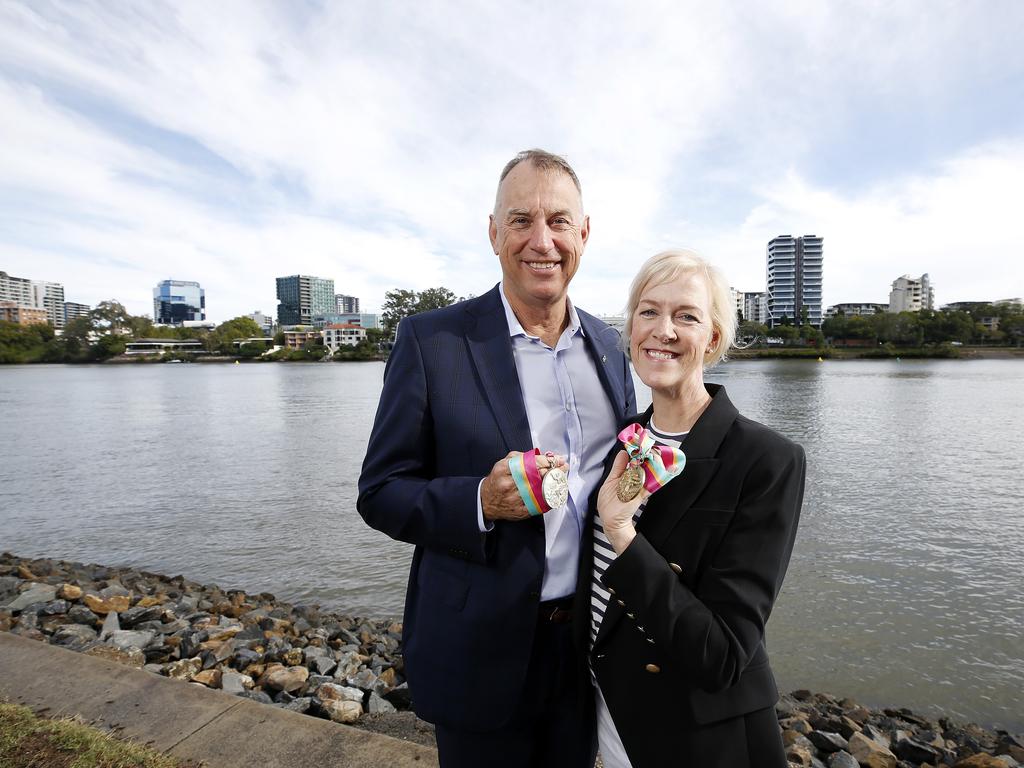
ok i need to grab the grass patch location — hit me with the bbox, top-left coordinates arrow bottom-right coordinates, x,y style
0,702 -> 193,768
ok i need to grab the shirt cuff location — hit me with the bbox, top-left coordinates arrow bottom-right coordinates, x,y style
477,478 -> 495,533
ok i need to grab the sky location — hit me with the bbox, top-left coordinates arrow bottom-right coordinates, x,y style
1,1 -> 1023,322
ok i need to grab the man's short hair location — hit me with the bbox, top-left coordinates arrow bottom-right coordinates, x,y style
497,149 -> 582,195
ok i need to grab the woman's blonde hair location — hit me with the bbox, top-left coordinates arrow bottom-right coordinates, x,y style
623,249 -> 737,368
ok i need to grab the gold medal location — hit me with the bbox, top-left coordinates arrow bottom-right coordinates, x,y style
541,468 -> 569,509
616,464 -> 645,502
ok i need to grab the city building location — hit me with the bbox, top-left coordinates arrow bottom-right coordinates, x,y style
336,294 -> 360,314
323,323 -> 367,352
742,292 -> 768,325
766,236 -> 824,327
888,274 -> 934,313
825,302 -> 887,319
311,312 -> 361,329
64,302 -> 90,325
153,280 -> 205,325
247,310 -> 275,336
276,275 -> 335,326
282,328 -> 321,349
125,339 -> 205,356
729,288 -> 744,322
0,300 -> 48,325
0,271 -> 66,328
359,313 -> 379,330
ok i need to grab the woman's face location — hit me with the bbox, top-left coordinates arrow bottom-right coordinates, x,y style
630,271 -> 719,398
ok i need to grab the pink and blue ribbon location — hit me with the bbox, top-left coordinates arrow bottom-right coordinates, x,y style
618,424 -> 686,493
508,448 -> 550,517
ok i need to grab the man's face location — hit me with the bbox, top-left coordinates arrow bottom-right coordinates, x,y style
489,163 -> 589,310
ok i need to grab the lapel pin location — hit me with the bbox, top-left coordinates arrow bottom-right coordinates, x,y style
601,354 -> 607,363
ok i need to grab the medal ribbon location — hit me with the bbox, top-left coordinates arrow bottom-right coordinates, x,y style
508,448 -> 550,517
617,424 -> 686,493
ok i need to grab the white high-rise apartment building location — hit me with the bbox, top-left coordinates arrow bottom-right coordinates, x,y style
742,292 -> 768,325
766,236 -> 824,327
888,274 -> 934,313
0,270 -> 66,328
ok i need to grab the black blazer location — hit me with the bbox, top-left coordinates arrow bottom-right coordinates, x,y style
358,285 -> 635,731
572,384 -> 805,766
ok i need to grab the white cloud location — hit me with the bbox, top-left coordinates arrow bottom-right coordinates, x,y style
1,1 -> 1022,319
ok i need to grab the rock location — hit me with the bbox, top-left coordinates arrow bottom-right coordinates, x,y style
312,655 -> 337,676
384,683 -> 412,710
136,595 -> 164,608
284,697 -> 313,714
321,699 -> 362,724
83,594 -> 130,615
827,752 -> 858,768
893,733 -> 941,763
67,605 -> 100,626
99,584 -> 130,599
786,744 -> 813,767
17,565 -> 36,580
107,630 -> 155,651
167,657 -> 203,681
848,732 -> 897,768
50,623 -> 98,649
316,683 -> 364,704
99,611 -> 120,641
240,690 -> 274,705
808,731 -> 848,753
39,600 -> 70,615
955,756 -> 1011,768
57,584 -> 83,600
83,646 -> 145,668
347,667 -> 379,691
221,671 -> 253,695
281,648 -> 303,666
367,692 -> 396,714
119,605 -> 163,627
192,669 -> 222,688
264,665 -> 309,693
6,583 -> 57,612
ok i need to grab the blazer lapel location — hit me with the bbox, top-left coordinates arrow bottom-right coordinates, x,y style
578,310 -> 628,418
464,286 -> 533,453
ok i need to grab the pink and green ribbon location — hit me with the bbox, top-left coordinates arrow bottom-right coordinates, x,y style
508,448 -> 550,517
618,424 -> 686,493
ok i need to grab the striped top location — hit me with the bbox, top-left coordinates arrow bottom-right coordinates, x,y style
590,420 -> 687,648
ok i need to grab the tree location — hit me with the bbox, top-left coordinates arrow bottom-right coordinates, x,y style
91,301 -> 132,333
381,289 -> 418,337
381,287 -> 459,337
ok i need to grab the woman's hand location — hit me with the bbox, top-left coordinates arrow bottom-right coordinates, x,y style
596,451 -> 649,554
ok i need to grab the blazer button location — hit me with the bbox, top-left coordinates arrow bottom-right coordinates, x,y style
669,562 -> 683,575
626,612 -> 635,619
645,663 -> 661,674
616,599 -> 626,606
607,587 -> 615,595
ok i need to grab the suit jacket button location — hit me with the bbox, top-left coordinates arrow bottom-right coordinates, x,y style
626,613 -> 635,619
616,599 -> 626,606
669,562 -> 683,575
645,663 -> 661,674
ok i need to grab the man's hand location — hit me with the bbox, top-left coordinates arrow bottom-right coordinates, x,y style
481,451 -> 568,522
596,451 -> 649,554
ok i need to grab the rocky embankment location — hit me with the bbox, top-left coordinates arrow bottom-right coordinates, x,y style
2,553 -> 1022,766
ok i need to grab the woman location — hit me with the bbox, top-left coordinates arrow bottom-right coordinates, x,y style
575,250 -> 806,767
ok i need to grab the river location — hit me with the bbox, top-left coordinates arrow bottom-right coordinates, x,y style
1,359 -> 1022,730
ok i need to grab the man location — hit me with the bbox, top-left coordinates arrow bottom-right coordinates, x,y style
358,149 -> 635,766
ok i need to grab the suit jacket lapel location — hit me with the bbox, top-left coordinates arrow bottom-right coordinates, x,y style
593,386 -> 738,648
464,286 -> 533,453
578,310 -> 628,419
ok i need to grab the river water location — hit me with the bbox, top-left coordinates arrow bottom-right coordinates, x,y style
1,359 -> 1022,730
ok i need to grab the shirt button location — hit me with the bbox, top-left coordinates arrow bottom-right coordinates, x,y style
669,563 -> 683,575
645,664 -> 661,674
565,402 -> 571,411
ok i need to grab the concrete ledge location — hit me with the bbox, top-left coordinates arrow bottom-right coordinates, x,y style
0,632 -> 438,767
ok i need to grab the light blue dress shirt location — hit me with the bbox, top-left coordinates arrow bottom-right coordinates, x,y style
476,283 -> 619,601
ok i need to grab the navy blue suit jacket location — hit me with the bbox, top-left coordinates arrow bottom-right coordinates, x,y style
358,285 -> 636,730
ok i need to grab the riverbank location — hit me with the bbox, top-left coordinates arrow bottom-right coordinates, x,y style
729,346 -> 1024,360
3,553 -> 1021,767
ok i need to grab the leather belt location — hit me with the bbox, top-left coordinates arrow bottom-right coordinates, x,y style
538,596 -> 574,624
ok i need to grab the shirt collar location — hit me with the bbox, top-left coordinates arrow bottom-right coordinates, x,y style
498,281 -> 584,340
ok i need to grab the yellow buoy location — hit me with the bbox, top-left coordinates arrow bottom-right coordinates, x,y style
817,356 -> 823,362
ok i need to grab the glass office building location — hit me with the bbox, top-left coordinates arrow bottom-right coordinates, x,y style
153,280 -> 205,325
276,275 -> 336,326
